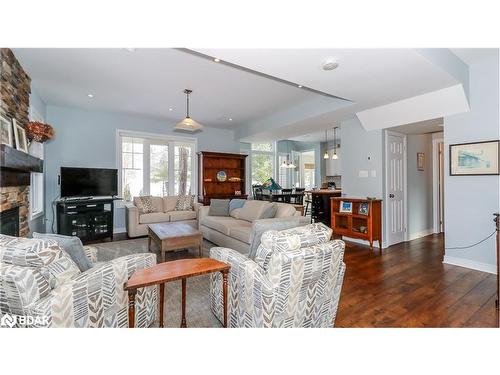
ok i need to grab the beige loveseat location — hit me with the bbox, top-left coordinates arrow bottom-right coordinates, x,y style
199,200 -> 307,256
125,196 -> 202,238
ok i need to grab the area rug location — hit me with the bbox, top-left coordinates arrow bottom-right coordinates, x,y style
92,238 -> 222,328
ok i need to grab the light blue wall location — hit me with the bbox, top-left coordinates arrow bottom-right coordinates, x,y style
341,118 -> 384,198
28,89 -> 47,234
44,105 -> 241,232
407,133 -> 434,236
443,52 -> 500,271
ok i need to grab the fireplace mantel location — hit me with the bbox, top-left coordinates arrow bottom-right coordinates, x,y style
0,144 -> 43,173
0,144 -> 43,187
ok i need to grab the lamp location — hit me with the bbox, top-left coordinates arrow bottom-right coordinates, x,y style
331,126 -> 339,159
262,177 -> 282,191
323,129 -> 329,159
280,154 -> 296,168
175,89 -> 203,131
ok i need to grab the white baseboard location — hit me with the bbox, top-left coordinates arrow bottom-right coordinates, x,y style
443,256 -> 497,274
342,237 -> 388,249
408,228 -> 434,241
113,227 -> 126,234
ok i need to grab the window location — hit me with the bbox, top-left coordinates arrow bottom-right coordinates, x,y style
278,154 -> 289,188
251,142 -> 275,185
118,131 -> 196,202
29,106 -> 44,220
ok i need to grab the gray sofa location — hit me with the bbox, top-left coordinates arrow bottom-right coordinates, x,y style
125,196 -> 202,238
199,200 -> 308,256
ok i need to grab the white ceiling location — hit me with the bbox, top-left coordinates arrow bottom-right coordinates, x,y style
388,117 -> 444,135
197,49 -> 458,107
13,48 -> 329,129
450,48 -> 499,65
13,48 -> 468,141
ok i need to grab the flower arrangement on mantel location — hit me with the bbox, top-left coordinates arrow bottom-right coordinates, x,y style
25,121 -> 55,143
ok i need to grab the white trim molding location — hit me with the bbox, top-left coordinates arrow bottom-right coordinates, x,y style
443,256 -> 497,275
432,134 -> 444,234
408,228 -> 434,241
343,237 -> 388,250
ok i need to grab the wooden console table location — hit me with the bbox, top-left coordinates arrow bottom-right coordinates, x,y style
331,197 -> 382,251
125,258 -> 230,328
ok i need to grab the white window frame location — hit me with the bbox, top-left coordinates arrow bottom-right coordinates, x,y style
250,142 -> 276,185
28,106 -> 44,220
116,129 -> 197,207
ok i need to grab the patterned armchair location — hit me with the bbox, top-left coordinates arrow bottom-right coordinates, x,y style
210,223 -> 346,328
0,235 -> 157,328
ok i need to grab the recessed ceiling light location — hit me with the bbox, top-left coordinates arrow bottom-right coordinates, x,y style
323,59 -> 339,71
169,108 -> 173,111
228,118 -> 233,121
125,48 -> 136,52
297,85 -> 303,88
87,94 -> 94,98
214,58 -> 221,62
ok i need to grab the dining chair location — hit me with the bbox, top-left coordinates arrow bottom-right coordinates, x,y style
281,188 -> 293,203
293,188 -> 305,205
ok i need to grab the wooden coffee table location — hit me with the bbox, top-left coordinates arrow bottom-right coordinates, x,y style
148,222 -> 203,262
125,258 -> 230,328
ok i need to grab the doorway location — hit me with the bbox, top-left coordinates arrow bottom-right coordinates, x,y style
433,136 -> 445,233
291,150 -> 315,189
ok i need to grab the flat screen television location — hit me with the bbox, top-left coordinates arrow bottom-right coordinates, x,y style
60,167 -> 118,198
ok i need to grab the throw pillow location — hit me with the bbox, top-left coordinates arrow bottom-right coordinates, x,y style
229,198 -> 246,212
134,196 -> 154,214
259,203 -> 278,219
33,232 -> 93,272
248,217 -> 301,259
175,195 -> 194,211
208,199 -> 230,216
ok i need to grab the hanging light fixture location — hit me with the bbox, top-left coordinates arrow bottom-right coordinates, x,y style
323,129 -> 330,159
331,126 -> 339,159
175,89 -> 203,131
280,154 -> 296,168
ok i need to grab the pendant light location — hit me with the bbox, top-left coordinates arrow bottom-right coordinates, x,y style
323,129 -> 329,159
175,89 -> 203,131
280,154 -> 296,169
331,126 -> 339,159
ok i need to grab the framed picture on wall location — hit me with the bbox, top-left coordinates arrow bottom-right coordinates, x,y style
417,152 -> 425,171
13,119 -> 29,153
0,113 -> 13,147
449,140 -> 499,176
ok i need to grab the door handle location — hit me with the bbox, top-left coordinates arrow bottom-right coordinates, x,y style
389,194 -> 395,198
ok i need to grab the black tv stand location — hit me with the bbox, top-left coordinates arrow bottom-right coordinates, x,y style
56,197 -> 116,243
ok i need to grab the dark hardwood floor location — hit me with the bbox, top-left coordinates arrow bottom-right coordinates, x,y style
102,231 -> 498,327
335,234 -> 499,328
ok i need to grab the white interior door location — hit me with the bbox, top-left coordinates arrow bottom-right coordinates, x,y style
386,131 -> 406,246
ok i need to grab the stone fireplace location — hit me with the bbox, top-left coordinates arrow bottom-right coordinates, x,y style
0,186 -> 29,236
0,205 -> 20,236
0,48 -> 41,237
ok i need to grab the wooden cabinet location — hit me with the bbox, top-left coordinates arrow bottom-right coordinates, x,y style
197,151 -> 247,205
331,197 -> 382,251
325,148 -> 341,176
310,190 -> 342,227
56,198 -> 115,243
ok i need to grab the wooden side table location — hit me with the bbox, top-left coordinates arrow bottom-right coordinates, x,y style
124,258 -> 230,328
148,222 -> 203,262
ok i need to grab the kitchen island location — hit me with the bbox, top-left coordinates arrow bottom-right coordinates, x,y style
307,189 -> 342,226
